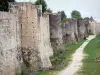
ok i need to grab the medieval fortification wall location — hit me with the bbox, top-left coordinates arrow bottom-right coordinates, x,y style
89,21 -> 100,35
0,2 -> 98,75
0,2 -> 53,75
0,6 -> 21,75
49,13 -> 63,52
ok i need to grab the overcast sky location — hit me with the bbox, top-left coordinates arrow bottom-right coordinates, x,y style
16,0 -> 100,20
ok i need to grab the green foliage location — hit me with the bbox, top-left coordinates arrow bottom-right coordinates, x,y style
46,8 -> 52,13
50,49 -> 67,69
71,10 -> 82,19
84,17 -> 90,20
35,0 -> 47,13
37,40 -> 85,75
50,40 -> 85,70
36,70 -> 58,75
60,11 -> 67,21
58,11 -> 67,24
20,70 -> 29,75
84,16 -> 94,21
0,0 -> 15,11
61,18 -> 71,24
61,18 -> 67,24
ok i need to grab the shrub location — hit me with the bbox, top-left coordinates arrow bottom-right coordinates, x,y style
50,49 -> 67,70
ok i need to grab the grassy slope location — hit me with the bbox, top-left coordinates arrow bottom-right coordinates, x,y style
65,40 -> 85,61
37,40 -> 85,75
76,35 -> 100,75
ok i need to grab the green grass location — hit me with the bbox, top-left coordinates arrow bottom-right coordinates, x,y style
76,35 -> 100,75
64,40 -> 85,60
37,40 -> 85,75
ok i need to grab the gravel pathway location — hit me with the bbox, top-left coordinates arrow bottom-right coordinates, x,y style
58,35 -> 96,75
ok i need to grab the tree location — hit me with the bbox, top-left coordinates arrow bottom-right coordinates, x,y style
46,8 -> 52,13
71,10 -> 82,19
0,0 -> 15,11
84,16 -> 94,21
59,11 -> 67,24
35,0 -> 47,13
84,17 -> 90,20
90,16 -> 94,21
61,11 -> 67,21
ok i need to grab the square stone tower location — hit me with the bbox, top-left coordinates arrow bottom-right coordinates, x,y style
49,13 -> 63,53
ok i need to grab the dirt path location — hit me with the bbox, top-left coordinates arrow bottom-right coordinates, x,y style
58,35 -> 96,75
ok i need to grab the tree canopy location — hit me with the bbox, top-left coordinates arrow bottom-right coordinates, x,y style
84,17 -> 90,20
71,10 -> 82,19
84,16 -> 94,21
35,0 -> 47,13
46,8 -> 52,13
61,11 -> 67,21
58,11 -> 67,24
0,0 -> 15,11
90,16 -> 94,21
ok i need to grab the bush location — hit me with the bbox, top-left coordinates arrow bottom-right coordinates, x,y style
50,49 -> 68,70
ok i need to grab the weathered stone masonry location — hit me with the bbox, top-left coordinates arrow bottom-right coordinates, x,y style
89,21 -> 100,35
0,6 -> 21,75
11,2 -> 53,70
39,13 -> 53,68
62,19 -> 90,44
77,20 -> 89,39
62,19 -> 78,44
17,3 -> 40,71
49,13 -> 63,52
0,2 -> 96,75
0,2 -> 53,75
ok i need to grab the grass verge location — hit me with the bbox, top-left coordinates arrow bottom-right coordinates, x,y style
76,35 -> 100,75
37,40 -> 85,75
